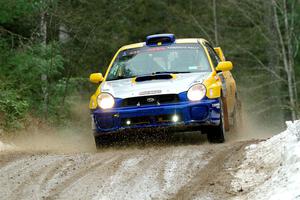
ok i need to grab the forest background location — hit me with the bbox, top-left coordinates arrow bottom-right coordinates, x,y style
1,0 -> 299,134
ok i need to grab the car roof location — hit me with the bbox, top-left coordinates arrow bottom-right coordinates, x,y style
119,38 -> 208,51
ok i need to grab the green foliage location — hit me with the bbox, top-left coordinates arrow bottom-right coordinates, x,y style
0,0 -> 300,131
0,38 -> 66,129
0,85 -> 29,129
0,0 -> 36,23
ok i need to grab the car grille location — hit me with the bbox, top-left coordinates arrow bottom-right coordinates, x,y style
121,94 -> 180,107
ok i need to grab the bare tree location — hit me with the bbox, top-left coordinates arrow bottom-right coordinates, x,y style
228,0 -> 298,120
272,0 -> 298,120
264,0 -> 285,123
212,0 -> 219,46
40,7 -> 48,119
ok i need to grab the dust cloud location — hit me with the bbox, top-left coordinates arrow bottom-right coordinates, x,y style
8,128 -> 96,153
227,111 -> 283,142
0,101 -> 286,200
1,101 -> 96,153
0,100 -> 285,153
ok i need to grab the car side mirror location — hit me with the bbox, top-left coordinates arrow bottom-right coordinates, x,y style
215,61 -> 233,72
89,73 -> 104,83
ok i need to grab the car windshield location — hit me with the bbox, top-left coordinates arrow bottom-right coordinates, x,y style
106,43 -> 211,81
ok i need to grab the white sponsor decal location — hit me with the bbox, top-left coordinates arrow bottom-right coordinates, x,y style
139,90 -> 162,96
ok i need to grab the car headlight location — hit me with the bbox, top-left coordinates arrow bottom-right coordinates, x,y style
187,84 -> 206,101
97,93 -> 115,109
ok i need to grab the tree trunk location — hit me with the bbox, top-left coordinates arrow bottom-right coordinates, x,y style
40,11 -> 48,119
59,24 -> 69,43
212,0 -> 218,46
264,0 -> 285,123
272,0 -> 297,120
283,0 -> 298,116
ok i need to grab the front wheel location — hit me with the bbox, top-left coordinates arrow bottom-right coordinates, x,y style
94,135 -> 112,148
207,98 -> 225,143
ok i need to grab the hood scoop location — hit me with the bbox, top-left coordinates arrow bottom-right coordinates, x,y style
135,74 -> 174,82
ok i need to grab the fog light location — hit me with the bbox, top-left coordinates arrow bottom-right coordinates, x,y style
172,115 -> 179,122
126,120 -> 131,125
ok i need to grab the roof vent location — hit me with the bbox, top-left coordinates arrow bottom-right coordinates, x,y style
146,33 -> 175,46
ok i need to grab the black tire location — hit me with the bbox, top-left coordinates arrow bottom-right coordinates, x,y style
94,134 -> 112,148
207,98 -> 225,143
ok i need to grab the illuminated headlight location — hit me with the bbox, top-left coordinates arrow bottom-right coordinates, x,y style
187,84 -> 206,101
97,93 -> 115,109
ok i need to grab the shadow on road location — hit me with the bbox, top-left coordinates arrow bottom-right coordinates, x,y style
95,130 -> 208,149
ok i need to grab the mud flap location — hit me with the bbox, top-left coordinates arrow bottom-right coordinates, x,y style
222,96 -> 230,131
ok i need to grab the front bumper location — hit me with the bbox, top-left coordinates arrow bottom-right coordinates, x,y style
91,98 -> 221,136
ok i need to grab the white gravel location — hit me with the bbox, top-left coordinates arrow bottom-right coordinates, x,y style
231,120 -> 300,200
2,120 -> 300,199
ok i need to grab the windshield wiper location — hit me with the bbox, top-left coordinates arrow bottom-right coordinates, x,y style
152,71 -> 191,74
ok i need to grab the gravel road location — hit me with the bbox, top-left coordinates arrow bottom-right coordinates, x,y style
0,130 -> 260,200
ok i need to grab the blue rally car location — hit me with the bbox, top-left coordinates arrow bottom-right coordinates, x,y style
89,34 -> 240,147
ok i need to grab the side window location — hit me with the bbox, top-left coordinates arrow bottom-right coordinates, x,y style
205,43 -> 220,67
